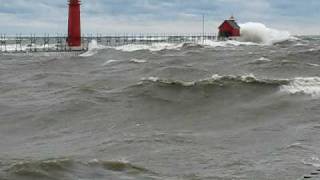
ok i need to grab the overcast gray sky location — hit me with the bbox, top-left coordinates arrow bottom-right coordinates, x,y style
0,0 -> 318,35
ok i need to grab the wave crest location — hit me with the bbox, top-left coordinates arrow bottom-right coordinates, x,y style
141,74 -> 288,87
6,158 -> 73,178
80,39 -> 107,57
280,77 -> 320,97
115,43 -> 184,52
5,158 -> 156,179
239,22 -> 294,45
88,159 -> 153,174
141,75 -> 320,97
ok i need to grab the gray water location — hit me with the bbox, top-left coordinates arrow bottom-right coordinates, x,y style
1,37 -> 320,180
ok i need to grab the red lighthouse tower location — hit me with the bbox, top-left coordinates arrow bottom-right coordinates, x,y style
68,0 -> 81,48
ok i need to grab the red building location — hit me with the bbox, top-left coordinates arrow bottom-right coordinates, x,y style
218,16 -> 240,39
67,0 -> 81,48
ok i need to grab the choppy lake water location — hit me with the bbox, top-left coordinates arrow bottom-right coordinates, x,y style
1,36 -> 320,180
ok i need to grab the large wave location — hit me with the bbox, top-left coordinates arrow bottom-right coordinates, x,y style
4,158 -> 157,179
280,77 -> 320,97
239,22 -> 293,45
140,74 -> 320,97
140,74 -> 288,87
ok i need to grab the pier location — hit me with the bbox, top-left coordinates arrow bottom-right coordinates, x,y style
0,0 -> 217,54
0,34 -> 216,54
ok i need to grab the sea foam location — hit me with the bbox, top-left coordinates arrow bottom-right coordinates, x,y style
302,156 -> 320,168
142,74 -> 320,98
202,39 -> 258,47
114,43 -> 183,52
140,74 -> 287,87
280,77 -> 320,97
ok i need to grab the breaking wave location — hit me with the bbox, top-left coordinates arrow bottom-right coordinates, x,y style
80,41 -> 185,53
203,39 -> 259,47
302,156 -> 320,168
280,77 -> 320,97
80,39 -> 106,57
140,74 -> 288,87
114,43 -> 184,52
307,63 -> 320,67
130,58 -> 147,63
239,22 -> 293,45
88,38 -> 263,53
250,57 -> 273,64
101,59 -> 123,66
112,41 -> 260,52
140,74 -> 320,97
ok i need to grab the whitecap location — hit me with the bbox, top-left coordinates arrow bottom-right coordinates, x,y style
286,142 -> 305,149
114,43 -> 183,52
248,57 -> 273,65
280,77 -> 320,97
102,59 -> 122,66
202,39 -> 258,48
130,58 -> 147,63
141,77 -> 159,82
302,156 -> 320,168
239,22 -> 294,45
257,57 -> 272,62
307,63 -> 320,67
140,74 -> 286,87
80,40 -> 106,57
294,42 -> 308,46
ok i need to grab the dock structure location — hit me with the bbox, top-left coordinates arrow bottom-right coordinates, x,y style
0,34 -> 87,53
0,0 -> 218,54
0,34 -> 216,54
